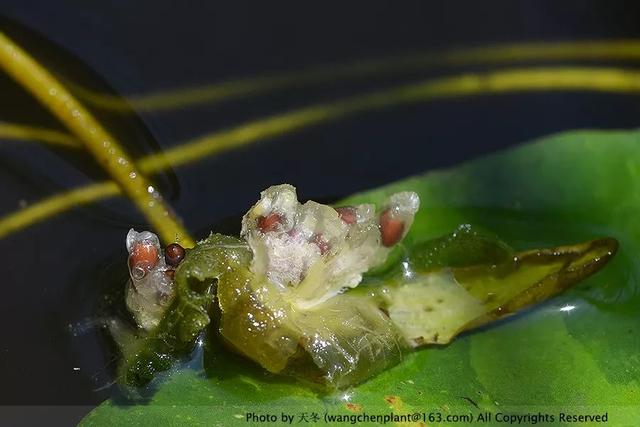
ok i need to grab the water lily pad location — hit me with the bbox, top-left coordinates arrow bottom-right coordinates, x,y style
81,129 -> 640,426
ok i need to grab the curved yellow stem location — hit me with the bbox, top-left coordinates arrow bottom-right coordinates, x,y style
0,122 -> 80,148
0,182 -> 119,238
2,65 -> 640,240
138,66 -> 640,171
69,40 -> 640,113
8,40 -> 640,148
0,32 -> 194,247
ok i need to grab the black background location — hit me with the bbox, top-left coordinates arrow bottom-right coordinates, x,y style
1,0 -> 640,423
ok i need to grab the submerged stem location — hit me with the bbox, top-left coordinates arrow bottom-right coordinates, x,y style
68,40 -> 640,114
0,32 -> 194,247
3,67 -> 640,240
0,122 -> 81,148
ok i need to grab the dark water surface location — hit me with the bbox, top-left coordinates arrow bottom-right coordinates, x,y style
2,1 -> 640,424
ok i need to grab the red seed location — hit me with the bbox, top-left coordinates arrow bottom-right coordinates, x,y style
311,233 -> 330,255
257,213 -> 283,232
165,243 -> 185,267
379,209 -> 405,247
128,243 -> 159,272
335,206 -> 357,225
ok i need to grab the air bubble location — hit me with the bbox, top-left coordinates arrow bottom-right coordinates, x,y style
131,266 -> 146,280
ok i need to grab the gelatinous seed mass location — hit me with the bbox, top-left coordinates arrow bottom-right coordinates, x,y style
311,233 -> 330,254
257,213 -> 283,232
379,209 -> 405,247
335,206 -> 357,224
128,243 -> 158,272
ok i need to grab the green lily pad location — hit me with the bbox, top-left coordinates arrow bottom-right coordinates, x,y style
81,129 -> 640,426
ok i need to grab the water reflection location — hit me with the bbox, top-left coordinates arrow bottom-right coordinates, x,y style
559,304 -> 576,313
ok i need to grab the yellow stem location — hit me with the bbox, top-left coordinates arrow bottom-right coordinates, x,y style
68,40 -> 640,113
0,32 -> 194,247
2,65 -> 640,239
0,122 -> 80,148
0,182 -> 118,238
138,66 -> 640,172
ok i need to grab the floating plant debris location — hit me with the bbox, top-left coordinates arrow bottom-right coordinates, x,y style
115,184 -> 617,388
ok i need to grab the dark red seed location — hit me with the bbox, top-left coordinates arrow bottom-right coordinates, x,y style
335,206 -> 357,225
311,234 -> 330,255
257,213 -> 283,232
165,243 -> 185,267
128,243 -> 158,272
379,209 -> 405,247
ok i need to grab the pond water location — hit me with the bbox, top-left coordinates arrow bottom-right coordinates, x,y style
2,3 -> 640,425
